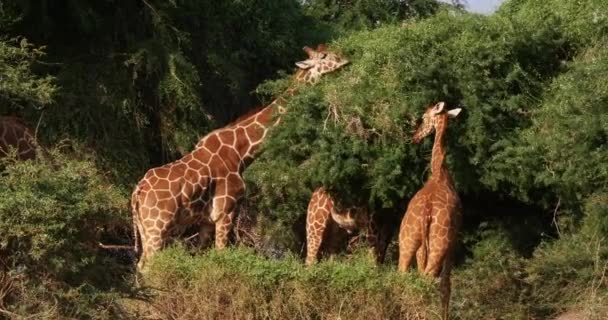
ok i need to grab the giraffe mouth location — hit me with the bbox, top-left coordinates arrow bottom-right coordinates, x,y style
295,60 -> 314,70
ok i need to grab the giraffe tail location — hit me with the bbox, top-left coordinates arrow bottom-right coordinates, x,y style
440,249 -> 454,320
131,187 -> 141,257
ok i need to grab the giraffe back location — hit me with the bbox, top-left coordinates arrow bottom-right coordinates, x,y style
0,116 -> 37,161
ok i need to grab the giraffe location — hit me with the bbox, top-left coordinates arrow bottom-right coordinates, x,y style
397,101 -> 462,320
0,116 -> 37,161
305,187 -> 392,266
131,44 -> 349,271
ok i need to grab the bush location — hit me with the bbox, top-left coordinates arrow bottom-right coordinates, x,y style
0,37 -> 57,108
0,148 -> 131,318
246,7 -> 572,233
451,223 -> 608,319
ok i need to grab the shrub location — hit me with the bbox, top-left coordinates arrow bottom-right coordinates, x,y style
0,148 -> 131,318
246,7 -> 572,236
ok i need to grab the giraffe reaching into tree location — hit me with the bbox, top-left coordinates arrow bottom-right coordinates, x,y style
305,187 -> 393,265
0,116 -> 37,161
132,45 -> 349,271
398,101 -> 462,320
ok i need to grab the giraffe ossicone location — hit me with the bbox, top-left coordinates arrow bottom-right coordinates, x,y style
131,44 -> 349,271
398,101 -> 462,320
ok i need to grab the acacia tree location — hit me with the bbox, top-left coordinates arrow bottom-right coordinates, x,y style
1,0 -> 325,184
246,0 -> 608,251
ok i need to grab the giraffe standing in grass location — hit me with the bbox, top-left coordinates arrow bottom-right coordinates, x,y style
398,102 -> 462,320
132,45 -> 349,270
305,187 -> 393,265
0,116 -> 37,161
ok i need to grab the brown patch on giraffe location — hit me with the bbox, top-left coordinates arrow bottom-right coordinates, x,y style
217,145 -> 235,163
0,116 -> 37,161
204,134 -> 221,152
218,130 -> 235,146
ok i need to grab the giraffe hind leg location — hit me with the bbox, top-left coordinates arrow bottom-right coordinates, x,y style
398,215 -> 421,272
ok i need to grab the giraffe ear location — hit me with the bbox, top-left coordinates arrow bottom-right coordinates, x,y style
447,108 -> 462,118
295,59 -> 314,69
431,101 -> 446,114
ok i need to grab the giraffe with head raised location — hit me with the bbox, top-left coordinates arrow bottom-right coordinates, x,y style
132,45 -> 349,271
398,101 -> 462,320
305,187 -> 393,265
0,116 -> 37,161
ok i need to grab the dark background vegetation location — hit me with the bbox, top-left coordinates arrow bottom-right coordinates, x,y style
0,0 -> 606,319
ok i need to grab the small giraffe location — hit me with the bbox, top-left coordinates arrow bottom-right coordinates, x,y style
132,45 -> 349,270
305,187 -> 388,265
0,116 -> 37,161
398,102 -> 462,320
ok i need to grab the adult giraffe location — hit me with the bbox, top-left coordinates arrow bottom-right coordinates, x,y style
0,116 -> 37,161
398,102 -> 462,320
305,187 -> 393,266
132,44 -> 349,270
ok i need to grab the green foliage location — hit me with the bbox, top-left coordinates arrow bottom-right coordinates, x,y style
499,0 -> 608,46
452,225 -> 607,319
1,0 -> 336,185
0,148 -> 130,318
248,7 -> 571,224
302,0 -> 440,35
0,38 -> 57,108
0,148 -> 128,280
142,246 -> 437,320
489,44 -> 608,206
1,1 -> 607,318
452,228 -> 530,319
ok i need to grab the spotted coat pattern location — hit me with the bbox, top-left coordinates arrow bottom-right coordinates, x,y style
131,45 -> 349,270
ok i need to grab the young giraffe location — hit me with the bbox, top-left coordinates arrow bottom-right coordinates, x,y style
132,45 -> 349,270
398,102 -> 462,320
0,116 -> 37,161
305,187 -> 390,265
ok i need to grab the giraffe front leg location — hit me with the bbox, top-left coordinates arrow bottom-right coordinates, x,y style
208,175 -> 244,250
209,195 -> 238,250
214,209 -> 235,249
305,219 -> 328,266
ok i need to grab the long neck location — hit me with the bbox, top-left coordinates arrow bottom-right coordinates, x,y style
430,115 -> 448,178
233,72 -> 308,168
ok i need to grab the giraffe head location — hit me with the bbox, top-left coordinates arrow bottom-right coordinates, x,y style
412,102 -> 462,144
332,206 -> 368,234
294,44 -> 349,84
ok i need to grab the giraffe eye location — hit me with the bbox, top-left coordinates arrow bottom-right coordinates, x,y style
320,53 -> 327,59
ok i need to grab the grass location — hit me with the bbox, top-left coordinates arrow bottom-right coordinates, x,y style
139,246 -> 438,320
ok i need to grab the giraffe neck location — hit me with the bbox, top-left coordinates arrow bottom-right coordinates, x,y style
232,74 -> 307,167
430,115 -> 448,178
